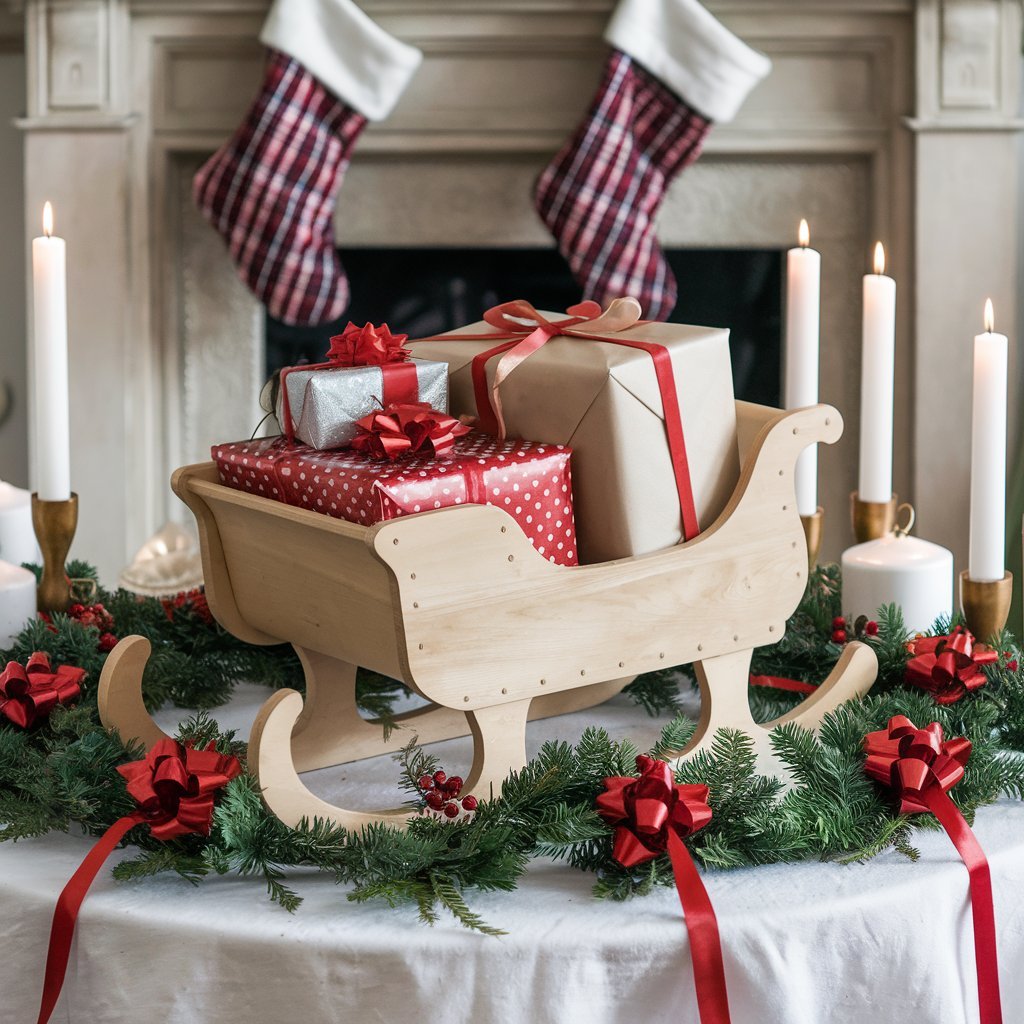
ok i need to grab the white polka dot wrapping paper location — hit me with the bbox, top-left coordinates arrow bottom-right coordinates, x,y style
210,432 -> 578,566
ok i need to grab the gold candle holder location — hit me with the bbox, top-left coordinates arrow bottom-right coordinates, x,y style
800,506 -> 824,572
959,570 -> 1012,642
850,491 -> 897,544
31,492 -> 78,614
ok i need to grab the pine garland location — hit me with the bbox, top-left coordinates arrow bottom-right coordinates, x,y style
2,564 -> 1024,934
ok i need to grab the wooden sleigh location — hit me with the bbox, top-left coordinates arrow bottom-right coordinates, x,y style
98,401 -> 877,830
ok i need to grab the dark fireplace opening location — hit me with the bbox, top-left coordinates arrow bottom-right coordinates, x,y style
265,248 -> 782,407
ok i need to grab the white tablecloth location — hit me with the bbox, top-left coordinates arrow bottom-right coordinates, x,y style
3,685 -> 1023,1024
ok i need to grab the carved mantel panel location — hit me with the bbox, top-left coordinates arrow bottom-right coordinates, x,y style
15,0 -> 1021,583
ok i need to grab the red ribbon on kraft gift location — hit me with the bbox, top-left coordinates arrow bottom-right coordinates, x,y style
278,322 -> 420,444
36,739 -> 242,1024
597,755 -> 730,1024
864,715 -> 1002,1024
904,626 -> 997,704
410,298 -> 700,541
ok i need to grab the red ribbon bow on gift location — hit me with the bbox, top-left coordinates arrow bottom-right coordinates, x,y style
905,626 -> 997,704
597,756 -> 729,1024
327,321 -> 410,367
0,653 -> 83,728
37,739 -> 242,1024
350,402 -> 471,461
863,715 -> 1002,1023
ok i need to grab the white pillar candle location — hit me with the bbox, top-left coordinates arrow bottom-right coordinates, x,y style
0,560 -> 36,649
785,219 -> 821,516
842,533 -> 953,635
968,299 -> 1007,582
32,202 -> 71,502
858,243 -> 897,502
0,481 -> 40,567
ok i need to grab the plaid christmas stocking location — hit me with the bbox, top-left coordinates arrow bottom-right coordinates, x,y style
533,0 -> 771,321
192,0 -> 421,327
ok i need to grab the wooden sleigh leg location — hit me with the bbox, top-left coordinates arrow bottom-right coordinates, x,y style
676,642 -> 878,782
97,637 -> 173,750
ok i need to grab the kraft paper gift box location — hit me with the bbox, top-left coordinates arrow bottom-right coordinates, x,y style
409,306 -> 739,564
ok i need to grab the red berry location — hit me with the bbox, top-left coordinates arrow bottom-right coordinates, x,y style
418,774 -> 434,791
831,629 -> 847,644
432,770 -> 447,786
98,632 -> 118,653
461,795 -> 478,811
865,621 -> 879,636
69,604 -> 84,616
445,775 -> 464,796
443,802 -> 460,818
832,616 -> 846,629
424,791 -> 444,810
1007,660 -> 1018,673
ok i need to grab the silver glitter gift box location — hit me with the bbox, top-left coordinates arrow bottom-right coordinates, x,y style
276,359 -> 449,451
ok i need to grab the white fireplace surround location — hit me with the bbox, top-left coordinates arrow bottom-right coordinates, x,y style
11,0 -> 1024,583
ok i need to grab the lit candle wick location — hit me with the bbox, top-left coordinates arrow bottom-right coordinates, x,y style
984,298 -> 994,334
43,201 -> 54,239
798,218 -> 810,249
873,241 -> 885,277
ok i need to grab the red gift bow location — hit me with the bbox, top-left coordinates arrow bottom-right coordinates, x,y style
597,756 -> 730,1024
37,739 -> 242,1024
327,321 -> 411,367
905,626 -> 997,704
350,402 -> 471,461
410,298 -> 700,541
0,653 -> 83,728
278,322 -> 419,445
864,716 -> 1002,1023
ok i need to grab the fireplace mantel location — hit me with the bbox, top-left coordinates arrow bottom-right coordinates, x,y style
14,0 -> 1023,582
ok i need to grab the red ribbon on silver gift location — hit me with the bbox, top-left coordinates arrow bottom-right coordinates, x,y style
597,755 -> 731,1024
410,298 -> 700,541
864,715 -> 1002,1024
36,739 -> 242,1024
278,322 -> 420,444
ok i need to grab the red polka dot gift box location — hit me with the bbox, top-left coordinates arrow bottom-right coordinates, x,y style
211,432 -> 578,566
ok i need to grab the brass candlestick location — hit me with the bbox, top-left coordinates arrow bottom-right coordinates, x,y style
31,492 -> 78,613
959,570 -> 1012,642
850,491 -> 897,543
800,506 -> 824,571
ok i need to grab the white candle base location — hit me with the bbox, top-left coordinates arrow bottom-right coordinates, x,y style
0,482 -> 41,567
0,561 -> 37,648
841,533 -> 952,635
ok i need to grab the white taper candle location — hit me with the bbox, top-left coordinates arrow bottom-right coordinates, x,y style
785,219 -> 821,516
31,202 -> 71,502
968,299 -> 1007,582
858,243 -> 896,503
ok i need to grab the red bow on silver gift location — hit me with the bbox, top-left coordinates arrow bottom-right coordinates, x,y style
905,627 -> 997,704
0,653 -> 83,728
863,715 -> 1002,1023
37,738 -> 243,1024
597,756 -> 730,1024
327,321 -> 410,367
350,402 -> 471,461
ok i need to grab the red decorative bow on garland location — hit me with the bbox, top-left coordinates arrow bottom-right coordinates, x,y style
327,321 -> 410,367
0,653 -> 82,728
905,626 -> 997,704
597,756 -> 730,1024
350,402 -> 471,461
37,740 -> 242,1024
864,716 -> 1002,1023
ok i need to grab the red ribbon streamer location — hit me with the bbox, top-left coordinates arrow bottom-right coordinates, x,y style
905,626 -> 998,704
410,299 -> 700,541
864,716 -> 1002,1024
37,740 -> 241,1023
0,653 -> 83,728
748,674 -> 817,695
597,756 -> 730,1024
278,322 -> 419,445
